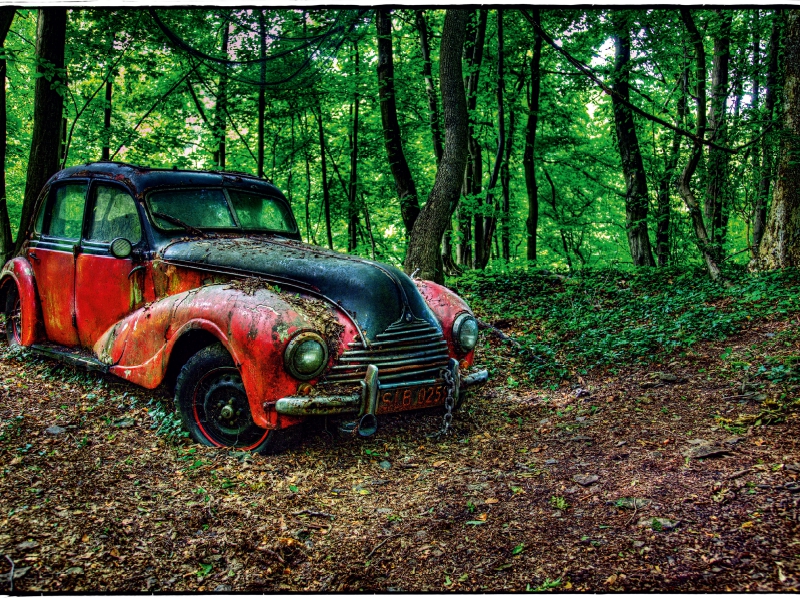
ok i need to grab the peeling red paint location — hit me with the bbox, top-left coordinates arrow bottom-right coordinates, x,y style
0,257 -> 44,345
414,279 -> 476,365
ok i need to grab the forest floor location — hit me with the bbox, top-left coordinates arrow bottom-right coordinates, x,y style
0,267 -> 799,592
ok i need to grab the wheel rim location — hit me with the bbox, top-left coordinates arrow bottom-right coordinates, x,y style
192,367 -> 268,449
8,294 -> 21,344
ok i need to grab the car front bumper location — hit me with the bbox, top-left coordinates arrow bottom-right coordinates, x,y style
274,358 -> 488,423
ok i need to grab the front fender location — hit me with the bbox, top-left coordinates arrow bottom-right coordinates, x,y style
415,279 -> 476,365
96,284 -> 358,429
0,257 -> 44,345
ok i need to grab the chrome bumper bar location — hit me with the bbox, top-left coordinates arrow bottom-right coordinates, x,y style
274,361 -> 488,426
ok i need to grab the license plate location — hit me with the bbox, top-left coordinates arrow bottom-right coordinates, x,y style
376,384 -> 448,415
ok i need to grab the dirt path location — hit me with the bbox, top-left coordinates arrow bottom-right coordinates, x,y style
0,319 -> 798,592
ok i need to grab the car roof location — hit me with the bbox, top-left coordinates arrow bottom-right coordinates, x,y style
52,162 -> 286,199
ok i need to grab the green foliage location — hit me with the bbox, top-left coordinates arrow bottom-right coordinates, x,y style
456,266 -> 800,382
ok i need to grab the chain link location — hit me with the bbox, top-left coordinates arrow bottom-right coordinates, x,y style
428,367 -> 455,438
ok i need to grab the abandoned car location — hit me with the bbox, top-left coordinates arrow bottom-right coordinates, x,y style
1,162 -> 487,452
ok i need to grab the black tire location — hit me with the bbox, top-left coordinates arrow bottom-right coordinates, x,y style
175,343 -> 275,453
5,285 -> 21,347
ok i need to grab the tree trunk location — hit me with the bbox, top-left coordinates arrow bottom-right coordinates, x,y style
16,8 -> 67,254
316,106 -> 333,250
655,65 -> 688,267
677,8 -> 722,280
0,8 -> 14,261
404,9 -> 469,283
348,40 -> 360,253
611,14 -> 656,267
501,102 -> 515,262
476,9 -> 505,270
757,10 -> 800,269
375,8 -> 420,235
415,10 -> 443,165
257,10 -> 266,177
214,21 -> 230,169
457,9 -> 487,267
469,9 -> 489,268
544,168 -> 571,270
523,8 -> 543,263
752,10 -> 782,253
704,10 -> 733,258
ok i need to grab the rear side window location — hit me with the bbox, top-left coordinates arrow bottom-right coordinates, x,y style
44,183 -> 88,239
88,184 -> 142,243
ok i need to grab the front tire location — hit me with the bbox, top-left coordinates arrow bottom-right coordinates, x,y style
5,285 -> 21,347
176,343 -> 274,453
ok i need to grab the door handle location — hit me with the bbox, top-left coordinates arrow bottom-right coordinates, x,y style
127,265 -> 146,279
28,251 -> 39,262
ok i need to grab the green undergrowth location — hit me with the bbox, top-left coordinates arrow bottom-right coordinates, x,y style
452,265 -> 800,383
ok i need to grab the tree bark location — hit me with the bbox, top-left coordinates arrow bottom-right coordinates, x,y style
469,9 -> 489,268
16,8 -> 67,254
457,9 -> 487,267
757,10 -> 800,270
704,10 -> 733,258
348,40 -> 360,253
501,101 -> 515,262
752,10 -> 782,253
375,8 -> 420,235
475,9 -> 505,270
611,14 -> 656,267
315,106 -> 333,250
677,8 -> 721,280
415,10 -> 443,165
0,8 -> 14,261
404,9 -> 469,283
214,20 -> 230,169
523,8 -> 543,263
257,10 -> 266,177
655,65 -> 688,267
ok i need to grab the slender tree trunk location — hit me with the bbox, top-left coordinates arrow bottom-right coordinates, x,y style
677,9 -> 721,280
348,40 -> 360,253
415,10 -> 443,165
757,10 -> 800,269
523,8 -> 543,263
257,10 -> 266,177
753,10 -> 782,253
101,79 -> 112,161
611,14 -> 656,267
214,21 -> 230,169
0,8 -> 14,261
362,192 -> 377,260
475,9 -> 505,270
544,168 -> 571,270
300,111 -> 314,244
656,65 -> 688,267
501,101 -> 515,262
457,9 -> 487,267
469,10 -> 489,268
16,8 -> 67,254
705,10 -> 733,258
405,9 -> 469,283
315,106 -> 333,250
376,8 -> 420,235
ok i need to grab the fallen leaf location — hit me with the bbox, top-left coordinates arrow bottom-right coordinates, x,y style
741,521 -> 754,528
605,574 -> 618,585
433,460 -> 447,468
485,498 -> 499,504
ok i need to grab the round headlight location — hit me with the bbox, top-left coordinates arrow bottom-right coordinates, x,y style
284,332 -> 328,380
453,313 -> 479,353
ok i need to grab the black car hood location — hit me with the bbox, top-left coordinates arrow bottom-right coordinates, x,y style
160,236 -> 440,340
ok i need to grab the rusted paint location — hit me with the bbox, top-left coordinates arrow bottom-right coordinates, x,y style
0,257 -> 44,345
414,279 -> 476,365
75,254 -> 155,348
97,283 -> 359,429
28,247 -> 80,346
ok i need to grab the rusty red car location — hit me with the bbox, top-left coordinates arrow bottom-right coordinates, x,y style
1,162 -> 487,452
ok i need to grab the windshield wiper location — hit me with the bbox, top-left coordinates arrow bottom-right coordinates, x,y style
152,212 -> 207,237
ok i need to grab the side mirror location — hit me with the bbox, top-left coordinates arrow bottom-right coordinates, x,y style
109,237 -> 133,259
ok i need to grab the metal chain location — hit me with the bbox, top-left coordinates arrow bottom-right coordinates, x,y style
428,367 -> 455,438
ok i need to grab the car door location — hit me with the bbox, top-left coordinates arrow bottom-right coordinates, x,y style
27,180 -> 88,347
74,181 -> 148,348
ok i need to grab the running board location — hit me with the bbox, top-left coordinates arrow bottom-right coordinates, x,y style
30,344 -> 109,373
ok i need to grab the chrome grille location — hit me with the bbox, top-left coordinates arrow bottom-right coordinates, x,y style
324,318 -> 450,385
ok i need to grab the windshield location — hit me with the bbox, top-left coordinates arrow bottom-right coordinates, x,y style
147,188 -> 296,233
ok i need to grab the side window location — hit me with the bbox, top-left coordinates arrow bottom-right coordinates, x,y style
88,184 -> 142,243
46,183 -> 88,239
